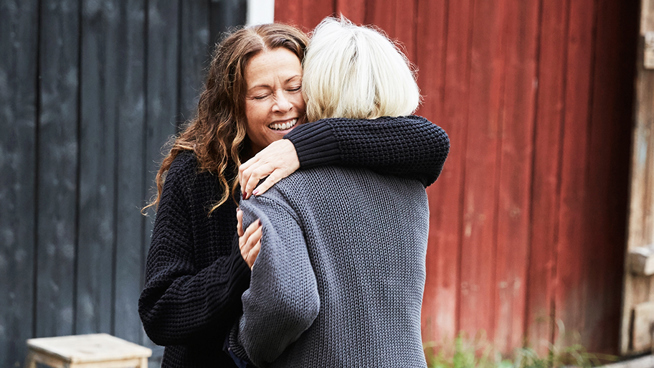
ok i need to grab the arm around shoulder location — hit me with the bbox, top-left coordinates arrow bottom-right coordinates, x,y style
285,115 -> 450,186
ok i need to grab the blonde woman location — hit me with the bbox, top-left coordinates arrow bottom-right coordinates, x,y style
230,17 -> 448,368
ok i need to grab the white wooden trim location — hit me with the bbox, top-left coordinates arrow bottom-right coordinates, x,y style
246,0 -> 275,26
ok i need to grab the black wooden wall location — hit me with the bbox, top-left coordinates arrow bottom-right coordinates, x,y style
0,0 -> 246,366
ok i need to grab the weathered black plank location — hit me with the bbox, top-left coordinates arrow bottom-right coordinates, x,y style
210,0 -> 247,44
36,0 -> 79,337
76,0 -> 119,336
177,0 -> 211,127
142,0 -> 180,247
0,1 -> 38,366
141,0 -> 181,361
113,0 -> 147,344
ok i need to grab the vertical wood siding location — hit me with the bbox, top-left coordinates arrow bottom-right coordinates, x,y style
0,1 -> 246,367
37,0 -> 80,340
623,0 -> 654,355
0,0 -> 639,366
527,0 -> 569,354
0,1 -> 38,366
275,0 -> 639,355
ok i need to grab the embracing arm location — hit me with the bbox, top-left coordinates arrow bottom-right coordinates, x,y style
239,115 -> 450,197
229,196 -> 320,366
138,157 -> 251,346
287,115 -> 450,186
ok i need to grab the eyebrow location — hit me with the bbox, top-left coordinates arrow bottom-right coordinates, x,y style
248,75 -> 302,91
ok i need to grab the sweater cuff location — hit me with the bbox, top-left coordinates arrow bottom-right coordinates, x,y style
228,322 -> 252,366
284,121 -> 341,169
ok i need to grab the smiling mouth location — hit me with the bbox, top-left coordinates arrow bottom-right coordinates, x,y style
269,118 -> 298,131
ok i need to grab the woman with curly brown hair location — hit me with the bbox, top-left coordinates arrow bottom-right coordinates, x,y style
138,23 -> 448,368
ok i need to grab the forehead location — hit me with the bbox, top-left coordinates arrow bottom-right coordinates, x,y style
245,48 -> 302,87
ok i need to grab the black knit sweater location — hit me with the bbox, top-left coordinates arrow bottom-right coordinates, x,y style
138,116 -> 449,368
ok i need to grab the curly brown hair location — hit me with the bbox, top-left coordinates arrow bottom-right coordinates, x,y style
144,24 -> 308,214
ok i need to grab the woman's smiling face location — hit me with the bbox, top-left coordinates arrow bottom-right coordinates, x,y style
244,47 -> 305,155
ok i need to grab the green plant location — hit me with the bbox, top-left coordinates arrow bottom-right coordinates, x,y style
424,324 -> 616,368
424,331 -> 509,368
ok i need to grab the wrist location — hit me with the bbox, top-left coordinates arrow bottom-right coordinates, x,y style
285,122 -> 340,168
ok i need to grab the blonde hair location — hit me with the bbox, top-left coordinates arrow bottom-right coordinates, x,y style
302,17 -> 420,122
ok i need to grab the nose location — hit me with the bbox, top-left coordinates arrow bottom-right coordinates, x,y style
272,91 -> 292,113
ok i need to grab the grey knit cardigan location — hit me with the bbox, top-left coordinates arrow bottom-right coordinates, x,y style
231,165 -> 430,368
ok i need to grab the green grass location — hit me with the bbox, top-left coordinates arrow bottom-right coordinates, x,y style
424,325 -> 616,368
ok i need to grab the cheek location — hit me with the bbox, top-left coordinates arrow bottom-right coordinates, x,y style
245,101 -> 266,128
292,94 -> 306,111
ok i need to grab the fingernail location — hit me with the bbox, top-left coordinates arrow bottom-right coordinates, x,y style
242,192 -> 247,200
252,189 -> 259,196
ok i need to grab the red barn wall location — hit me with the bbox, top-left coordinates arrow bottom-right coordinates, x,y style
275,0 -> 639,355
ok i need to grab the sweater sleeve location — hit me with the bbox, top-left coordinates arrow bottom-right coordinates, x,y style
231,195 -> 320,367
284,115 -> 450,187
138,156 -> 251,346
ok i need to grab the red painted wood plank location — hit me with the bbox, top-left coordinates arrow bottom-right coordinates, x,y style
393,0 -> 417,63
275,0 -> 334,34
366,0 -> 396,38
301,0 -> 334,30
554,0 -> 596,349
365,0 -> 418,76
335,0 -> 365,25
582,0 -> 636,354
275,0 -> 303,27
415,0 -> 446,122
416,0 -> 457,345
526,0 -> 569,355
439,0 -> 476,341
458,0 -> 507,339
492,0 -> 539,353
